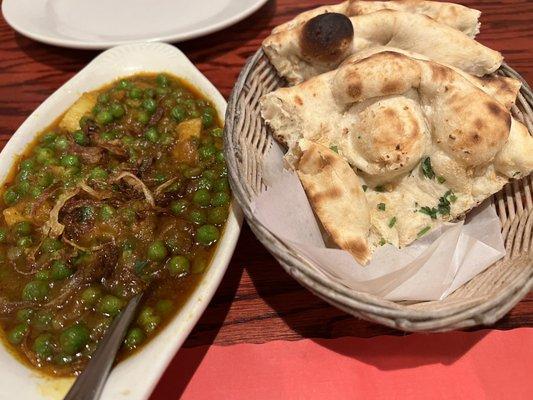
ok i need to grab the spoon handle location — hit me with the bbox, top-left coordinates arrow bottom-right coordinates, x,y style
64,293 -> 143,400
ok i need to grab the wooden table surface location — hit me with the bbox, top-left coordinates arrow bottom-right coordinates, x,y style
0,0 -> 532,352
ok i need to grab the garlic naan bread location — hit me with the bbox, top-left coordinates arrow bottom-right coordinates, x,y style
273,0 -> 481,38
261,51 -> 533,263
263,10 -> 502,84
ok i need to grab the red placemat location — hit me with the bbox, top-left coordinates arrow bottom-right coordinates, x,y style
151,328 -> 533,400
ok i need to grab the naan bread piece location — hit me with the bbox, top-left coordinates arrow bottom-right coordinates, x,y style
296,140 -> 372,264
341,47 -> 521,111
262,52 -> 533,258
263,11 -> 502,84
273,1 -> 481,38
261,49 -> 519,165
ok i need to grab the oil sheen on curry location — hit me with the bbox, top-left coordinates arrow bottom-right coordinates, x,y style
0,73 -> 230,375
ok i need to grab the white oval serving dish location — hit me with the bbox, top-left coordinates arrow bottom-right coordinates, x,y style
2,0 -> 268,50
0,42 -> 242,400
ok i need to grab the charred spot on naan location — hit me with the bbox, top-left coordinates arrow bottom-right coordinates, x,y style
300,13 -> 354,63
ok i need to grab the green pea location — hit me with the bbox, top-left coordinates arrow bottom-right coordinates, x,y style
54,136 -> 69,151
120,208 -> 136,223
41,237 -> 62,253
210,127 -> 223,137
35,270 -> 50,281
202,169 -> 217,180
137,307 -> 154,326
30,186 -> 43,199
33,311 -> 53,330
207,206 -> 228,225
92,104 -> 103,115
137,110 -> 150,124
170,199 -> 188,215
100,204 -> 115,221
80,206 -> 94,221
89,167 -> 108,181
22,280 -> 49,301
147,240 -> 168,262
124,327 -> 145,349
81,286 -> 101,305
198,144 -> 216,160
188,209 -> 206,225
142,98 -> 157,114
117,79 -> 130,89
59,324 -> 89,355
16,308 -> 33,323
20,158 -> 35,171
129,87 -> 143,99
3,188 -> 19,205
154,172 -> 167,184
98,92 -> 110,104
211,191 -> 230,207
155,299 -> 173,315
167,256 -> 190,277
51,260 -> 72,280
156,74 -> 169,87
156,87 -> 169,96
144,126 -> 159,143
138,308 -> 160,333
40,132 -> 57,146
100,130 -> 117,141
160,134 -> 173,146
17,169 -> 31,182
196,177 -> 213,191
14,221 -> 32,236
60,154 -> 80,168
109,102 -> 125,119
0,228 -> 6,242
170,106 -> 186,122
215,150 -> 225,163
17,236 -> 33,248
96,110 -> 113,125
98,295 -> 124,316
33,333 -> 53,359
73,130 -> 88,146
122,135 -> 135,146
16,181 -> 31,195
193,189 -> 211,207
7,323 -> 28,345
201,107 -> 215,127
196,225 -> 220,245
214,177 -> 230,192
35,147 -> 54,164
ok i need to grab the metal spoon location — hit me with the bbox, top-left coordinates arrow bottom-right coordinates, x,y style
64,293 -> 143,400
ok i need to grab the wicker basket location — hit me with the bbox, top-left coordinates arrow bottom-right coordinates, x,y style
224,48 -> 533,332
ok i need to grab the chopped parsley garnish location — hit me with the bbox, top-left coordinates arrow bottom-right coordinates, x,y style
362,185 -> 368,192
377,203 -> 386,211
375,185 -> 385,192
421,157 -> 435,179
329,145 -> 339,153
388,217 -> 397,228
419,190 -> 457,219
417,226 -> 431,238
437,176 -> 446,184
419,206 -> 438,219
379,238 -> 387,246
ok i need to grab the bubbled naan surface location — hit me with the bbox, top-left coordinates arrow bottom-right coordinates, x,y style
261,51 -> 533,261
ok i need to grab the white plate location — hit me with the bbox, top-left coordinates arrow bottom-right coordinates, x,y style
0,42 -> 242,400
2,0 -> 268,49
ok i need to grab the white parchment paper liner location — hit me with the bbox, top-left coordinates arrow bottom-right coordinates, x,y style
252,143 -> 506,301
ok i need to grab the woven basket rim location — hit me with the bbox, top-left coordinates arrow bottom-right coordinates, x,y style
224,48 -> 533,331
